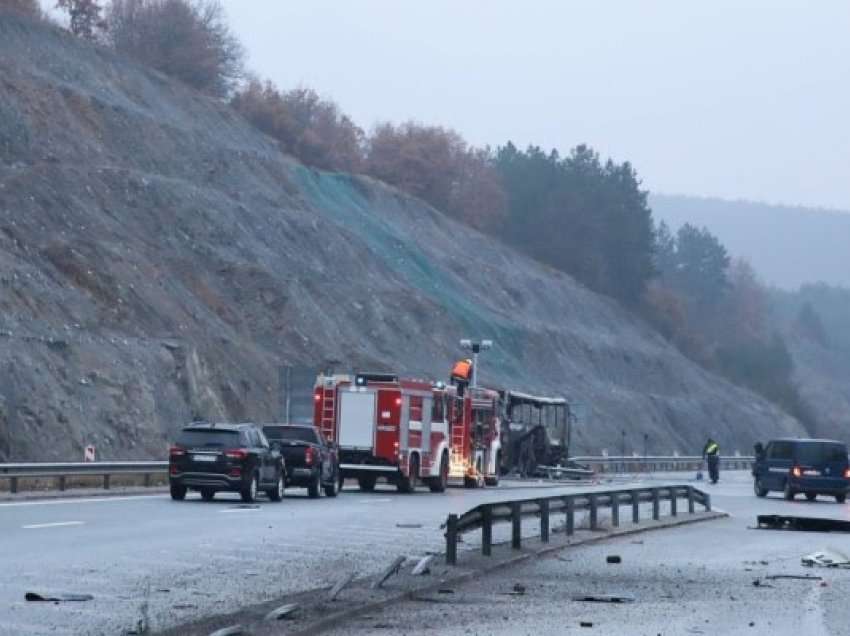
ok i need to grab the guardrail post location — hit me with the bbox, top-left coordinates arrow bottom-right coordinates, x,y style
58,476 -> 66,492
589,494 -> 598,530
631,490 -> 639,524
566,497 -> 575,536
611,492 -> 620,527
704,491 -> 711,512
670,488 -> 678,517
511,502 -> 522,550
652,488 -> 660,520
539,499 -> 550,543
103,474 -> 110,490
144,473 -> 151,488
446,514 -> 458,565
482,507 -> 492,556
687,486 -> 695,514
10,477 -> 18,494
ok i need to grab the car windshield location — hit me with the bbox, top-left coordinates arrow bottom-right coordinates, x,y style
263,426 -> 317,444
176,430 -> 240,448
797,443 -> 847,465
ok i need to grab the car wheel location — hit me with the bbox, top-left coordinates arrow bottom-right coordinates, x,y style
429,452 -> 448,493
805,492 -> 817,502
836,493 -> 847,504
170,483 -> 187,501
200,487 -> 215,501
358,476 -> 376,492
308,471 -> 321,499
754,479 -> 768,498
241,473 -> 258,503
783,481 -> 796,501
324,466 -> 339,498
266,473 -> 284,502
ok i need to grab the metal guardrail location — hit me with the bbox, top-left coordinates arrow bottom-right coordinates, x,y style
444,484 -> 711,564
0,461 -> 167,493
572,455 -> 754,473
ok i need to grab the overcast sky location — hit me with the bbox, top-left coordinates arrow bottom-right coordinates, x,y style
219,0 -> 849,211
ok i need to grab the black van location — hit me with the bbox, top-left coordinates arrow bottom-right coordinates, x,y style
752,438 -> 850,502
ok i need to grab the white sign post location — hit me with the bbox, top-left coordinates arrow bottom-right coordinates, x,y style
84,445 -> 96,462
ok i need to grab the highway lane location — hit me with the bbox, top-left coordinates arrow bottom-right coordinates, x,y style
332,472 -> 850,636
0,477 -> 644,636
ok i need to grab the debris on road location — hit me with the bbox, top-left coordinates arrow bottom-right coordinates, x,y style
329,571 -> 357,601
606,555 -> 622,564
757,515 -> 850,532
25,592 -> 93,602
229,504 -> 260,510
371,556 -> 406,589
264,602 -> 299,621
802,549 -> 850,568
751,579 -> 773,588
580,621 -> 594,628
572,593 -> 635,603
437,588 -> 454,594
396,523 -> 423,529
411,555 -> 434,576
764,574 -> 822,581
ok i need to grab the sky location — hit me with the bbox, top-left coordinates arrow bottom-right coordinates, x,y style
219,0 -> 850,211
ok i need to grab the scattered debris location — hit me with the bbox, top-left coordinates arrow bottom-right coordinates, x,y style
765,574 -> 822,581
802,549 -> 850,568
172,604 -> 197,610
751,579 -> 773,588
757,515 -> 850,532
437,588 -> 454,594
606,555 -> 622,564
228,504 -> 260,510
264,602 -> 299,621
329,571 -> 357,601
25,592 -> 93,602
208,626 -> 243,636
572,593 -> 635,603
580,621 -> 594,628
371,556 -> 406,589
411,555 -> 434,576
396,523 -> 423,529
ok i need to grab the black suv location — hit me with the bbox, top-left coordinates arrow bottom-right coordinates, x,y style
169,423 -> 286,503
263,424 -> 341,498
753,438 -> 850,502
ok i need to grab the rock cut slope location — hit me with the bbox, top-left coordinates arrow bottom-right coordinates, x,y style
0,13 -> 804,461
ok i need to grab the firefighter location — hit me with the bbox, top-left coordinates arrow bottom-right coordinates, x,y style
450,358 -> 473,395
702,437 -> 720,484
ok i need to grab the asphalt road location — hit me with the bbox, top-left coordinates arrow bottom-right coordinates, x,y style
0,476 -> 642,636
331,472 -> 850,636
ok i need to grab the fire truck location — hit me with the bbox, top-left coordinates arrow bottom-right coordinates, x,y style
313,372 -> 501,492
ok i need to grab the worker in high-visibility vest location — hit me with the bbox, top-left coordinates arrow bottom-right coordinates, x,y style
702,437 -> 720,484
451,358 -> 473,384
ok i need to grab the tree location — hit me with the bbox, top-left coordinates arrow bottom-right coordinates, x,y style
56,0 -> 105,40
106,0 -> 244,97
667,224 -> 730,310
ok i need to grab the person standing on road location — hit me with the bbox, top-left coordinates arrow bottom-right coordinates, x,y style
703,437 -> 720,484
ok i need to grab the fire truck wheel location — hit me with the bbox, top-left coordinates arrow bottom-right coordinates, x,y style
358,476 -> 376,492
463,476 -> 479,489
396,476 -> 413,494
428,452 -> 449,493
484,474 -> 500,487
308,471 -> 322,498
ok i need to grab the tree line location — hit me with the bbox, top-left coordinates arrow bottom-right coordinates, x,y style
6,0 -> 819,429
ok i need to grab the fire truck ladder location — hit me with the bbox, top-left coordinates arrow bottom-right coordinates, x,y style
320,387 -> 336,441
449,420 -> 466,478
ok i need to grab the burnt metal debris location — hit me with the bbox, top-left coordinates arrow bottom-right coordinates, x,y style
757,515 -> 850,532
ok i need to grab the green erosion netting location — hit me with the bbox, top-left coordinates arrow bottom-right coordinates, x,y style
292,167 -> 524,376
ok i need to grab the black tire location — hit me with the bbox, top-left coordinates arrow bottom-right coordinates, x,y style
754,478 -> 768,498
266,473 -> 284,502
429,452 -> 448,493
805,492 -> 817,502
324,465 -> 339,498
783,481 -> 796,501
307,471 -> 321,499
463,476 -> 479,489
358,476 -> 376,492
200,487 -> 215,501
836,493 -> 847,504
241,473 -> 258,503
170,483 -> 187,501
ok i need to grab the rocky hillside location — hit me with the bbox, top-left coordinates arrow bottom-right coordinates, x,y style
0,13 -> 805,461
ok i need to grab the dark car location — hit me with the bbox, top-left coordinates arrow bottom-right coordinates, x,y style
753,438 -> 850,502
169,423 -> 285,503
263,424 -> 340,498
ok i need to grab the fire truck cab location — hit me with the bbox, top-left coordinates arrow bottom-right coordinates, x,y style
314,372 -> 501,492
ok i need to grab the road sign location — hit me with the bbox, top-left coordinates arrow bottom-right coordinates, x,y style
83,445 -> 96,462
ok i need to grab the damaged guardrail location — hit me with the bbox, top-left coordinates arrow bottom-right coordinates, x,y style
444,484 -> 711,565
571,455 -> 753,474
0,461 -> 167,493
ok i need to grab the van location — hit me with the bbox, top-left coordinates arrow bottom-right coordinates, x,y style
752,438 -> 850,502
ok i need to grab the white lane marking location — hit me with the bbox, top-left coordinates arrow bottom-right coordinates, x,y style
22,521 -> 85,529
357,498 -> 392,504
0,495 -> 166,508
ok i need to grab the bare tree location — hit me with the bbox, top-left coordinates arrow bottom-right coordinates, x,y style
106,0 -> 244,97
56,0 -> 105,40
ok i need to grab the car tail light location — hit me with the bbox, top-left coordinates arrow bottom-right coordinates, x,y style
169,465 -> 178,475
844,468 -> 850,479
304,447 -> 314,465
225,448 -> 248,460
169,446 -> 185,457
791,466 -> 802,478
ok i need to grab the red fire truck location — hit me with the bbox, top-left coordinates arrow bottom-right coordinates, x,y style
313,372 -> 501,492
